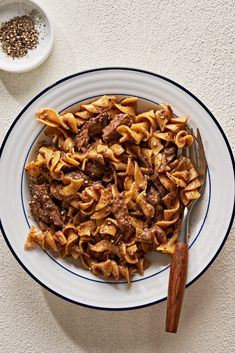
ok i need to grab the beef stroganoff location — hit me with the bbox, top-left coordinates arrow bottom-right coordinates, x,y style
24,96 -> 201,284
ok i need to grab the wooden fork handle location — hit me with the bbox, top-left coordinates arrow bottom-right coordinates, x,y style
165,242 -> 188,333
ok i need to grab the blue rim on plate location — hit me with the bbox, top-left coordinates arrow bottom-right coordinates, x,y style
0,67 -> 234,310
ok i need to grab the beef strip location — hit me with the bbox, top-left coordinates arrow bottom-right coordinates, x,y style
136,224 -> 165,244
29,183 -> 64,229
102,113 -> 133,144
146,186 -> 161,206
84,160 -> 104,178
86,112 -> 109,136
157,145 -> 177,173
76,129 -> 89,149
150,175 -> 167,197
163,145 -> 177,164
152,206 -> 164,222
139,155 -> 153,173
112,194 -> 133,237
75,112 -> 109,148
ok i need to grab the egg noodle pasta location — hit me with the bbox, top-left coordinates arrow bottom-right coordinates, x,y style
25,96 -> 201,284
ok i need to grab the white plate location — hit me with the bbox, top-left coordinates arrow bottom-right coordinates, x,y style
0,0 -> 54,73
0,68 -> 234,310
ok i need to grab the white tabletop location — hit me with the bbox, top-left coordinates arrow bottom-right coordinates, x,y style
0,1 -> 234,352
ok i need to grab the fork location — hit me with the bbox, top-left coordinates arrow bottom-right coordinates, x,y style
165,128 -> 208,333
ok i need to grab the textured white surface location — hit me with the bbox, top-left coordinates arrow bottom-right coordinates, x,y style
0,0 -> 234,352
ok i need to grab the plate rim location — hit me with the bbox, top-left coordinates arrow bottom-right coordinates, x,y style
0,66 -> 234,311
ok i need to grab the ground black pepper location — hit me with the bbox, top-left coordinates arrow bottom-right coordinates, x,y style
0,11 -> 39,59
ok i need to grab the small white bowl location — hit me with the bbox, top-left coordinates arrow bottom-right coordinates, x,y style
0,0 -> 54,73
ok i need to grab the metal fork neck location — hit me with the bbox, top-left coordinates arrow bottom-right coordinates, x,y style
178,207 -> 190,243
